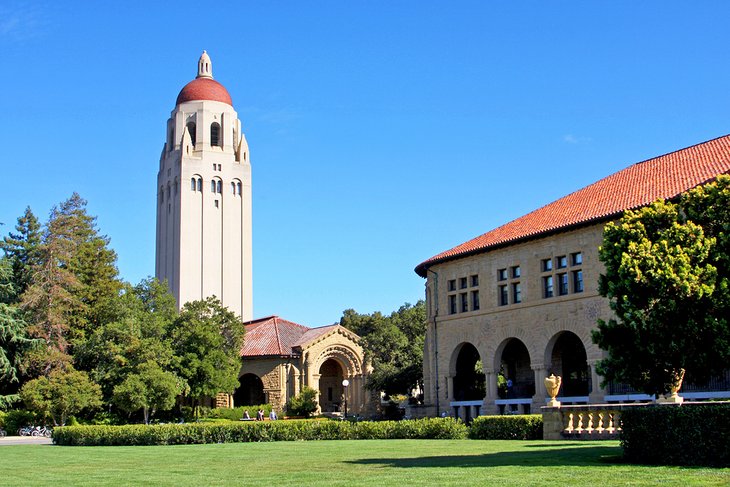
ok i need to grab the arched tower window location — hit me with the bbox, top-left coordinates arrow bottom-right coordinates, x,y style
191,178 -> 196,191
197,177 -> 202,192
237,181 -> 242,196
210,122 -> 221,147
211,180 -> 216,193
211,178 -> 222,194
186,122 -> 196,146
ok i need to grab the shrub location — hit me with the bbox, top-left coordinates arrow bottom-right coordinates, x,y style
621,404 -> 730,467
4,409 -> 40,433
0,410 -> 5,429
468,414 -> 543,440
52,417 -> 466,446
287,386 -> 318,417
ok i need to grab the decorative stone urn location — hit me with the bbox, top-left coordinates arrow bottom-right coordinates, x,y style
544,374 -> 562,407
656,368 -> 685,405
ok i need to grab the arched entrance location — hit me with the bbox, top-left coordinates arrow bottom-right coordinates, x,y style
549,331 -> 590,397
318,358 -> 345,412
453,343 -> 486,401
233,373 -> 265,406
499,339 -> 534,399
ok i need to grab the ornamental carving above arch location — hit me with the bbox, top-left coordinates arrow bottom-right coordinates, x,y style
313,345 -> 363,376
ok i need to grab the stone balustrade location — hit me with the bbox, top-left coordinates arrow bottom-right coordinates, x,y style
542,403 -> 649,440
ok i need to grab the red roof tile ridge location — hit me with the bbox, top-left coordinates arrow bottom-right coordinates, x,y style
415,133 -> 730,277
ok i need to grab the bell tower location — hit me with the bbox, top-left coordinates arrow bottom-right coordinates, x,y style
155,51 -> 253,320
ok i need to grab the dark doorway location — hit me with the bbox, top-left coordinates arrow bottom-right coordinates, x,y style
234,373 -> 265,406
453,343 -> 486,401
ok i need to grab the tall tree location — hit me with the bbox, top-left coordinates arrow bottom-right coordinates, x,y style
169,297 -> 244,411
0,258 -> 40,409
1,206 -> 42,300
77,279 -> 178,403
340,301 -> 426,396
113,360 -> 183,424
593,186 -> 729,397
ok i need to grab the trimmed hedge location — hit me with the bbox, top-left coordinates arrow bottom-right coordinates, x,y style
52,417 -> 467,446
621,404 -> 730,467
468,414 -> 543,440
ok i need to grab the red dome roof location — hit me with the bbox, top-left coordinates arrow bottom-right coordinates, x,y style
176,77 -> 232,106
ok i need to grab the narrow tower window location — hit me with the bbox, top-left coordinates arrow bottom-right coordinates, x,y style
186,122 -> 196,146
191,178 -> 196,191
237,182 -> 242,195
211,122 -> 221,147
211,180 -> 216,193
197,177 -> 202,192
217,180 -> 222,193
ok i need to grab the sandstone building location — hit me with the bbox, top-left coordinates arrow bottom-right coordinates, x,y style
415,135 -> 730,420
234,316 -> 370,415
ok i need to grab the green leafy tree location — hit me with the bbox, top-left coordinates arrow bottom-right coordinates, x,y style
20,366 -> 102,425
340,301 -> 426,396
76,279 -> 178,403
593,187 -> 729,397
286,386 -> 319,417
1,206 -> 42,300
169,297 -> 244,412
113,361 -> 184,424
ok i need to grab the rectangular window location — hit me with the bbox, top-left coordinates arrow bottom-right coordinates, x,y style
460,293 -> 468,312
543,276 -> 554,298
460,277 -> 468,290
512,282 -> 522,304
448,280 -> 456,292
557,255 -> 567,269
471,290 -> 480,310
214,199 -> 219,208
573,270 -> 584,293
497,268 -> 507,281
511,265 -> 521,278
470,275 -> 479,287
499,285 -> 509,306
572,252 -> 583,266
542,258 -> 553,272
449,295 -> 457,314
558,273 -> 568,295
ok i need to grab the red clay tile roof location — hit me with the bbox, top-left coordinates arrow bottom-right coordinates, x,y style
415,134 -> 730,277
241,317 -> 354,358
176,77 -> 232,106
241,316 -> 310,357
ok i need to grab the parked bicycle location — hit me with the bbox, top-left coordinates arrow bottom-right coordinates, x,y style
18,425 -> 52,437
0,428 -> 6,438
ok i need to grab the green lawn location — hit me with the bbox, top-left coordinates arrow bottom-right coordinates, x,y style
5,440 -> 729,486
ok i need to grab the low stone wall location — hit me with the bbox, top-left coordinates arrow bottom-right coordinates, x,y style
542,402 -> 649,440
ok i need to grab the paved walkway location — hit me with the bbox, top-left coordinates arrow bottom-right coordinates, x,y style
0,435 -> 53,446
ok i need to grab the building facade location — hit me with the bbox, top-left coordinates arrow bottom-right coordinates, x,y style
232,316 -> 372,415
156,52 -> 253,320
415,135 -> 730,420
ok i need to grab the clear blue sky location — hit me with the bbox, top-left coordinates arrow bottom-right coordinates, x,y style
2,1 -> 729,326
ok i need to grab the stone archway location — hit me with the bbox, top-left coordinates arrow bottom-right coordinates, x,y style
547,331 -> 590,397
451,342 -> 486,401
318,358 -> 345,412
498,338 -> 534,399
234,373 -> 265,407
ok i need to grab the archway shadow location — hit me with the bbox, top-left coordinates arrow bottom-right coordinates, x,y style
345,445 -> 622,468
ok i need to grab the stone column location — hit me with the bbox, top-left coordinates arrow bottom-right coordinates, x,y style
588,359 -> 605,403
531,364 -> 547,411
311,373 -> 322,414
482,368 -> 499,415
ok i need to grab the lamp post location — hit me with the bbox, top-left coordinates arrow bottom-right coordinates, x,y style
342,379 -> 350,418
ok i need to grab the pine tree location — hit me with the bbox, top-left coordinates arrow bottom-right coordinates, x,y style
1,206 -> 42,301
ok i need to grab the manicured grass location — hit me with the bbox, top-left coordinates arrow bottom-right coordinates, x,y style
5,440 -> 729,486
